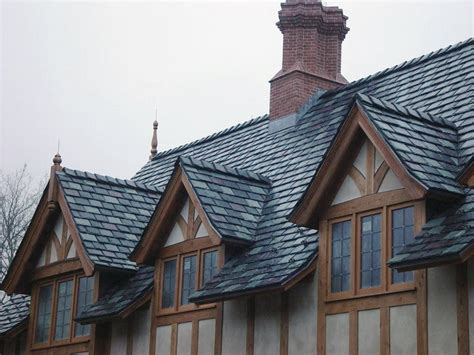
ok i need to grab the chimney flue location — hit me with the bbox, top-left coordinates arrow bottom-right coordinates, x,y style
269,0 -> 349,120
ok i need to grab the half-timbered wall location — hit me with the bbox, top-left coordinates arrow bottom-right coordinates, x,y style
1,332 -> 27,355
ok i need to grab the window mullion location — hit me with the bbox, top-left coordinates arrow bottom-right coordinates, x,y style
49,281 -> 58,344
382,206 -> 388,291
351,214 -> 357,297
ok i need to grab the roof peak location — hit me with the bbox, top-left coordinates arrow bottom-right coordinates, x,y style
324,37 -> 473,98
355,93 -> 457,130
179,156 -> 271,185
59,167 -> 162,194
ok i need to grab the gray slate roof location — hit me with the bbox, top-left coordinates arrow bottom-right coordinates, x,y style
389,188 -> 474,269
57,168 -> 161,271
356,93 -> 463,195
131,39 -> 474,302
180,156 -> 272,243
0,295 -> 30,337
76,266 -> 154,323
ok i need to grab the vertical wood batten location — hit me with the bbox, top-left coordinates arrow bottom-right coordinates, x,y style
457,263 -> 470,355
246,298 -> 255,355
280,293 -> 289,355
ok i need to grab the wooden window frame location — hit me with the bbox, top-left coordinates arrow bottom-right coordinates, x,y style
31,273 -> 94,350
158,246 -> 219,316
326,200 -> 417,302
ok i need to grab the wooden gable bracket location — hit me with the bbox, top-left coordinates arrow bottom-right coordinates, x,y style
131,163 -> 222,266
289,101 -> 427,229
1,156 -> 94,294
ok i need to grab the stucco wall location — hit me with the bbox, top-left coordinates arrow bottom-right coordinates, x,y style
110,319 -> 128,355
155,325 -> 172,355
390,304 -> 417,355
428,265 -> 458,355
132,306 -> 151,355
358,309 -> 380,354
254,294 -> 281,355
288,270 -> 317,355
222,298 -> 247,355
177,322 -> 192,355
326,312 -> 349,355
198,318 -> 216,355
469,259 -> 474,353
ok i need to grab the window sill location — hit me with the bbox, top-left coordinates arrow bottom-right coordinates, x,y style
326,283 -> 415,303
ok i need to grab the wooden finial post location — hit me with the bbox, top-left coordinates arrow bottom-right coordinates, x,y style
48,151 -> 63,203
149,111 -> 159,160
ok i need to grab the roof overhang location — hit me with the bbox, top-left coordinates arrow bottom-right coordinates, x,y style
289,99 -> 427,228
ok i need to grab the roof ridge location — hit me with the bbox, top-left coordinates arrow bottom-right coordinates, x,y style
325,37 -> 473,97
356,93 -> 457,130
59,167 -> 162,194
179,156 -> 272,185
149,115 -> 268,162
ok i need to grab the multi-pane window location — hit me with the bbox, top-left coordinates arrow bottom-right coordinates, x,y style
331,220 -> 351,293
328,203 -> 417,299
161,260 -> 177,309
181,255 -> 197,305
75,276 -> 94,337
360,214 -> 381,289
54,280 -> 73,340
34,275 -> 94,345
203,250 -> 218,284
35,285 -> 53,343
160,249 -> 219,313
392,206 -> 414,283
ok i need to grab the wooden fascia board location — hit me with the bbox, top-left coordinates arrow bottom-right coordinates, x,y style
118,289 -> 152,319
290,103 -> 427,227
180,172 -> 222,247
131,168 -> 185,265
1,191 -> 54,294
57,183 -> 95,276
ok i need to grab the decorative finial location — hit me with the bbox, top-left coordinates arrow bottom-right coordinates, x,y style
149,110 -> 158,160
53,153 -> 62,165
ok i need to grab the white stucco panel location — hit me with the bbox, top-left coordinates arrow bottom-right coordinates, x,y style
198,319 -> 216,355
254,294 -> 281,355
390,304 -> 417,355
378,168 -> 403,193
177,322 -> 192,355
358,309 -> 380,355
288,270 -> 317,355
110,319 -> 128,355
222,299 -> 247,355
326,313 -> 349,355
332,175 -> 362,205
155,325 -> 172,355
132,306 -> 151,355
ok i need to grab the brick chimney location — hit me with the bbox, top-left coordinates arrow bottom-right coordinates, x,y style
269,0 -> 349,120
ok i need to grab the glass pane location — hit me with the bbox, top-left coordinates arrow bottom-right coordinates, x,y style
391,206 -> 414,284
161,259 -> 177,308
203,251 -> 218,285
35,285 -> 53,343
54,280 -> 73,340
181,255 -> 197,305
360,214 -> 382,289
331,220 -> 351,293
75,276 -> 94,337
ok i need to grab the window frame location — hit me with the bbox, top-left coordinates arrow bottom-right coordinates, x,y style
326,201 -> 418,302
31,273 -> 95,349
158,247 -> 219,316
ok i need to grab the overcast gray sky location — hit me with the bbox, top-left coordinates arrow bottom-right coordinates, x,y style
1,0 -> 472,182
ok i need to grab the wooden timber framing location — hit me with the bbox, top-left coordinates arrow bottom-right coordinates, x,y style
314,181 -> 427,354
457,263 -> 470,355
246,297 -> 255,355
280,293 -> 289,355
290,103 -> 427,228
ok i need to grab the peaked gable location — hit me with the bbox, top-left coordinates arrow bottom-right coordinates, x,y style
132,157 -> 271,264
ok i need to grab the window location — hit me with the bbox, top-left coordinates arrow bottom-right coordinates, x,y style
328,203 -> 416,299
331,221 -> 351,293
159,248 -> 219,313
202,250 -> 218,284
54,280 -> 73,340
391,206 -> 414,284
360,214 -> 381,289
34,275 -> 94,346
75,276 -> 94,337
161,260 -> 177,309
35,285 -> 53,343
181,255 -> 197,305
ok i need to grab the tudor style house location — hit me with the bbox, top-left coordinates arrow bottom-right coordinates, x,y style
1,1 -> 473,355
